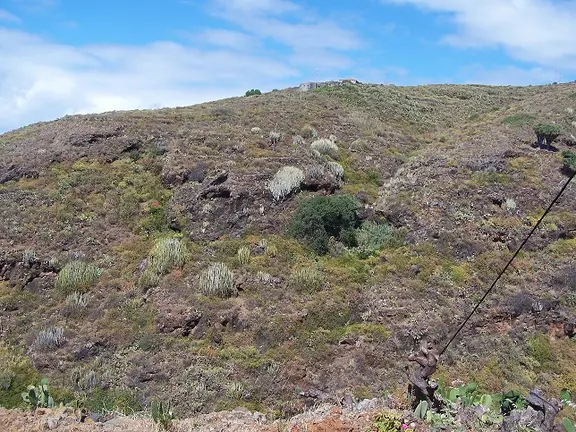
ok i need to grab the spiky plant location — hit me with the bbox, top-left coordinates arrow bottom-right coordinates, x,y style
33,327 -> 66,351
199,262 -> 235,298
237,246 -> 251,266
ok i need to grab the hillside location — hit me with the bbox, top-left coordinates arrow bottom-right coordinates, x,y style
0,82 -> 575,431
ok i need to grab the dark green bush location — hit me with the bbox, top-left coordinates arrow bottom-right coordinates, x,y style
562,150 -> 576,175
533,123 -> 562,148
245,89 -> 262,97
287,195 -> 361,254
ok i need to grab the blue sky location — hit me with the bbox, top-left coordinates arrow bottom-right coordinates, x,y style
1,0 -> 576,133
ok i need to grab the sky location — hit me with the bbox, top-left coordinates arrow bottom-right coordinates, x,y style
1,0 -> 576,133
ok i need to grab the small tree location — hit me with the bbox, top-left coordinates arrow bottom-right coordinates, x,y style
245,89 -> 262,97
533,123 -> 562,149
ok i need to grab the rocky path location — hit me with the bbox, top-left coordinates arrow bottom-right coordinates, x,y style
0,400 -> 401,432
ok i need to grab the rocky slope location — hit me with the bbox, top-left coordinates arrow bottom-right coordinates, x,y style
0,82 -> 575,429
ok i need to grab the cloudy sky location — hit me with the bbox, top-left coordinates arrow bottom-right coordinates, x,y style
1,0 -> 575,133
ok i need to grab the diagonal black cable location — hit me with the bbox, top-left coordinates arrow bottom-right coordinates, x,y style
440,170 -> 575,357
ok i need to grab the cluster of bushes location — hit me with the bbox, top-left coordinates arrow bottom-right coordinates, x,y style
245,89 -> 261,97
310,137 -> 344,181
530,123 -> 575,176
287,194 -> 401,255
266,134 -> 346,202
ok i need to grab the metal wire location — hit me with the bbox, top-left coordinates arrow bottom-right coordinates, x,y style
440,170 -> 575,356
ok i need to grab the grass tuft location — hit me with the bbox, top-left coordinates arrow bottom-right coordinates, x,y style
138,237 -> 187,290
33,327 -> 66,351
55,261 -> 102,296
289,267 -> 324,292
237,246 -> 251,265
199,262 -> 235,298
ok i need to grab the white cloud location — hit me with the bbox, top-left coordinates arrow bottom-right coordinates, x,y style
215,0 -> 301,15
0,0 -> 365,133
382,0 -> 576,70
191,29 -> 262,51
0,28 -> 302,133
0,9 -> 21,22
210,0 -> 362,51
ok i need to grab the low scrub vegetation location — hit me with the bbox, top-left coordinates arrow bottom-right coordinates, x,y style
502,113 -> 536,126
562,150 -> 576,174
352,221 -> 403,258
237,246 -> 251,265
0,343 -> 39,408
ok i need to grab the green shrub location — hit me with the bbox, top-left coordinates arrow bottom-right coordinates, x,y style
55,261 -> 101,296
151,398 -> 175,431
502,113 -> 535,126
199,262 -> 235,298
136,204 -> 167,237
352,221 -> 402,257
0,343 -> 39,408
301,125 -> 318,139
84,387 -> 142,415
528,333 -> 554,368
137,270 -> 161,291
287,194 -> 361,254
245,89 -> 261,96
372,411 -> 404,431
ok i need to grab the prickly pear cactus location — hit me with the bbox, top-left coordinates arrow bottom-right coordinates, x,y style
21,378 -> 54,409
